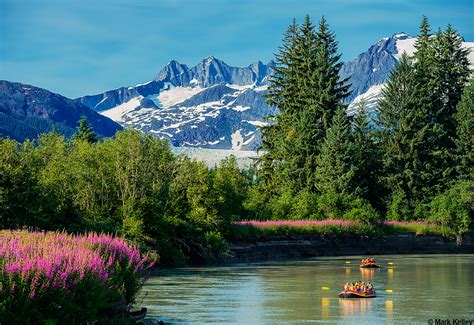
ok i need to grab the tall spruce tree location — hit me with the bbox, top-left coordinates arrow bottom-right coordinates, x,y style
428,26 -> 471,188
314,108 -> 356,195
285,15 -> 322,191
454,79 -> 474,181
72,116 -> 98,144
314,16 -> 351,130
377,53 -> 432,215
296,16 -> 351,191
431,25 -> 470,143
413,16 -> 432,70
258,19 -> 300,197
412,18 -> 470,191
351,100 -> 383,208
260,16 -> 350,194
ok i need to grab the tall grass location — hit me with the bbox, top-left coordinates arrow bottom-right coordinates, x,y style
229,219 -> 450,241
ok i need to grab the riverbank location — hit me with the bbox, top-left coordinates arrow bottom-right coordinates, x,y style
222,233 -> 474,263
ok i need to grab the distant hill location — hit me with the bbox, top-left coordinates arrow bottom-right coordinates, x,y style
0,80 -> 122,142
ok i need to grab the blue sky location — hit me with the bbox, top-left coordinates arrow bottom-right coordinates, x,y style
1,0 -> 473,98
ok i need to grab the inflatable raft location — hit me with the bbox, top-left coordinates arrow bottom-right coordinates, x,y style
338,290 -> 377,298
359,262 -> 380,268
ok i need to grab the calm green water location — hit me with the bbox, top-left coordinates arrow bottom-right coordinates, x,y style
140,254 -> 474,324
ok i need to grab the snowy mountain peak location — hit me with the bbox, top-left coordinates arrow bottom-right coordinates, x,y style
393,32 -> 410,40
76,32 -> 473,151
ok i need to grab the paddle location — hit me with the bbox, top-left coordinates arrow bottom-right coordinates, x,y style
321,287 -> 340,292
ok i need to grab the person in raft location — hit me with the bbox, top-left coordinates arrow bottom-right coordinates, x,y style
343,281 -> 374,293
361,257 -> 376,265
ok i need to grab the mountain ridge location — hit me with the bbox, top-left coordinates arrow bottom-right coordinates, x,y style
74,32 -> 473,150
0,80 -> 122,142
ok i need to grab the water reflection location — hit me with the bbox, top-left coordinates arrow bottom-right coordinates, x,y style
321,297 -> 330,320
386,299 -> 393,314
339,297 -> 373,317
359,267 -> 377,281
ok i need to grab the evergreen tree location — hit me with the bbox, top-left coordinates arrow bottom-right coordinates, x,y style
314,16 -> 351,130
72,116 -> 98,144
413,18 -> 470,191
454,79 -> 474,181
351,100 -> 384,209
284,15 -> 321,191
259,16 -> 350,194
429,26 -> 470,161
431,25 -> 470,140
377,53 -> 432,215
258,19 -> 300,195
413,16 -> 432,69
314,108 -> 356,195
295,16 -> 351,192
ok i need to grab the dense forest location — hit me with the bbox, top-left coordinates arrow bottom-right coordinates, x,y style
0,16 -> 472,265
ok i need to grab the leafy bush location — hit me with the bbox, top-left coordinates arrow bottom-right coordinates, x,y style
314,192 -> 348,219
0,230 -> 155,324
386,190 -> 413,221
430,181 -> 473,241
290,190 -> 320,220
343,197 -> 380,224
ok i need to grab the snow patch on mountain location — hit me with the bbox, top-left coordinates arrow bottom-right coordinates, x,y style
395,38 -> 417,59
231,129 -> 243,150
347,84 -> 386,115
156,85 -> 203,108
101,96 -> 143,122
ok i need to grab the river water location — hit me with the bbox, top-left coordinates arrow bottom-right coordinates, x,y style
140,254 -> 474,324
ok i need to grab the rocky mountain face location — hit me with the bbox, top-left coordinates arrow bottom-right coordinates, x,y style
76,57 -> 276,150
341,33 -> 409,103
0,80 -> 122,142
75,33 -> 473,150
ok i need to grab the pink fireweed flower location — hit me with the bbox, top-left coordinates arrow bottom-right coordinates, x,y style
234,219 -> 359,229
0,230 -> 155,300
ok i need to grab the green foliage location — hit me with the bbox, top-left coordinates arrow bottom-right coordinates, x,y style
430,181 -> 473,237
315,108 -> 356,194
212,156 -> 251,219
386,190 -> 413,221
72,116 -> 98,144
377,17 -> 471,219
342,198 -> 380,224
454,79 -> 474,181
312,192 -> 378,223
260,15 -> 349,194
289,190 -> 320,220
227,221 -> 381,242
351,100 -> 384,209
0,138 -> 46,228
377,53 -> 432,211
0,129 -> 256,266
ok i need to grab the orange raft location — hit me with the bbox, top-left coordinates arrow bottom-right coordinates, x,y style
338,290 -> 377,298
359,262 -> 380,268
